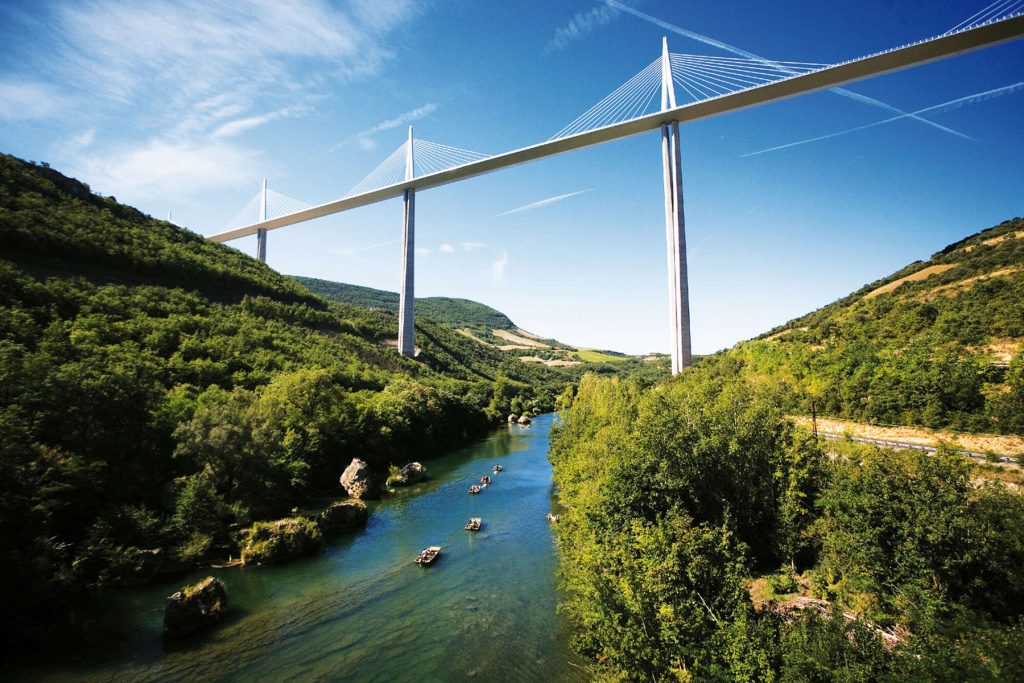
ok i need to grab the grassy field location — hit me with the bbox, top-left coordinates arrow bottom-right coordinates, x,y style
574,348 -> 629,363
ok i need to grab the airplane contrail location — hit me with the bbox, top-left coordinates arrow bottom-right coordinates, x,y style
741,82 -> 1024,156
605,0 -> 973,141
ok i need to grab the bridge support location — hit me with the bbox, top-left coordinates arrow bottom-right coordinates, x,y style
397,128 -> 416,357
257,178 -> 268,262
661,38 -> 692,375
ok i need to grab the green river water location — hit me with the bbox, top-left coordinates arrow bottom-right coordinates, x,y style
19,413 -> 588,682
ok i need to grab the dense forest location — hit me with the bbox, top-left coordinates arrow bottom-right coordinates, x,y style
291,276 -> 517,333
717,218 -> 1024,433
0,153 -> 576,649
549,218 -> 1024,679
551,371 -> 1024,680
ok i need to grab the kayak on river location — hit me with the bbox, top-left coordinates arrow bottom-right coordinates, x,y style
465,518 -> 481,531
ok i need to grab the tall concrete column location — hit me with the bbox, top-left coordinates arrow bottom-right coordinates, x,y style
397,128 -> 416,357
660,37 -> 692,374
257,178 -> 268,262
669,121 -> 692,370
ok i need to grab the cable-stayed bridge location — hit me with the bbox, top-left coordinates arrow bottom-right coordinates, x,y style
209,7 -> 1024,374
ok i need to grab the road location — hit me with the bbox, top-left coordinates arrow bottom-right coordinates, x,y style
817,432 -> 1018,465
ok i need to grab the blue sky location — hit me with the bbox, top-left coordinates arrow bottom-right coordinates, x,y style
1,1 -> 1022,354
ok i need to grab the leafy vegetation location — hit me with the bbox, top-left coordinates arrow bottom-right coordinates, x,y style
0,153 -> 575,649
551,371 -> 1024,680
711,217 -> 1024,434
291,276 -> 516,332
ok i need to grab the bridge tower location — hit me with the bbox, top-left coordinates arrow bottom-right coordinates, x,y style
257,178 -> 268,262
660,37 -> 692,374
398,126 -> 416,357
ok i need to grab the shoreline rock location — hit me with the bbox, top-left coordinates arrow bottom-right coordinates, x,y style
318,500 -> 369,533
340,458 -> 379,499
240,517 -> 323,565
387,461 -> 427,487
164,576 -> 227,637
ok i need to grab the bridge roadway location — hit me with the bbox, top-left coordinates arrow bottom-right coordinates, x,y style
209,15 -> 1024,243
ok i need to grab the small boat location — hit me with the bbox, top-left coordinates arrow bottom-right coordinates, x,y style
414,546 -> 441,565
468,485 -> 481,494
546,513 -> 559,523
465,517 -> 482,531
492,464 -> 503,473
480,475 -> 491,485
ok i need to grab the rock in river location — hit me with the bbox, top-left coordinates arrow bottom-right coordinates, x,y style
507,413 -> 519,424
388,461 -> 427,487
340,458 -> 379,499
164,576 -> 228,637
517,414 -> 532,426
240,517 -> 323,565
319,500 -> 369,533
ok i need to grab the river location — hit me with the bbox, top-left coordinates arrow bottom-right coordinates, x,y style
18,413 -> 588,682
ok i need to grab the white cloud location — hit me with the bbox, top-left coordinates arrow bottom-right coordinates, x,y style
0,80 -> 69,120
73,138 -> 262,200
461,241 -> 485,251
492,189 -> 591,218
330,102 -> 438,152
213,105 -> 310,138
491,252 -> 509,283
439,243 -> 455,253
544,3 -> 620,54
6,0 -> 417,204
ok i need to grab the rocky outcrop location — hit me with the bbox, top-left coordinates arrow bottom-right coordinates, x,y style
318,500 -> 369,533
517,414 -> 532,425
388,461 -> 427,487
508,414 -> 519,424
340,458 -> 379,499
240,517 -> 323,565
164,576 -> 228,637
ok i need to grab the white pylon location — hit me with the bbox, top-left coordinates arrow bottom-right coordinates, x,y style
398,127 -> 416,357
660,37 -> 692,374
257,178 -> 268,263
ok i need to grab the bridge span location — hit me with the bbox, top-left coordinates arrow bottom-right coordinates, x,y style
208,14 -> 1024,373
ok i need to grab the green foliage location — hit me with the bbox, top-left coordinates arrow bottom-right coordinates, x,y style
291,275 -> 516,332
0,153 -> 573,647
552,369 -> 1024,679
721,217 -> 1024,434
239,517 -> 323,565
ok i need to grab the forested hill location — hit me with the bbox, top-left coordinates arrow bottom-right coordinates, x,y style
720,217 -> 1023,433
0,153 -> 566,649
291,276 -> 516,332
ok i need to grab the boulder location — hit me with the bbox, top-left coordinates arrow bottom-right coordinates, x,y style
318,500 -> 369,533
388,461 -> 427,487
340,458 -> 379,499
508,414 -> 519,424
240,517 -> 323,565
517,414 -> 532,425
164,576 -> 228,637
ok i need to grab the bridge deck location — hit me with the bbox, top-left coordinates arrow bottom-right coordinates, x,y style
209,16 -> 1024,243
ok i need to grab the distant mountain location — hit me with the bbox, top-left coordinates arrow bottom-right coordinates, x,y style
289,275 -> 659,369
717,217 -> 1024,433
291,276 -> 516,332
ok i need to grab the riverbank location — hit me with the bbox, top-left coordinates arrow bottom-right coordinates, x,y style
12,414 -> 588,682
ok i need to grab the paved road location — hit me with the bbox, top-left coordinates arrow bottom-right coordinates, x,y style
817,432 -> 1018,465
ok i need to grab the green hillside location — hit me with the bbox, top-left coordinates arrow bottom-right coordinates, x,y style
718,217 -> 1024,433
0,153 -> 568,647
292,276 -> 517,332
549,218 -> 1024,679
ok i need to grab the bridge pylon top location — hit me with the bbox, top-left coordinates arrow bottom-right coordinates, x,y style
661,36 -> 677,110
